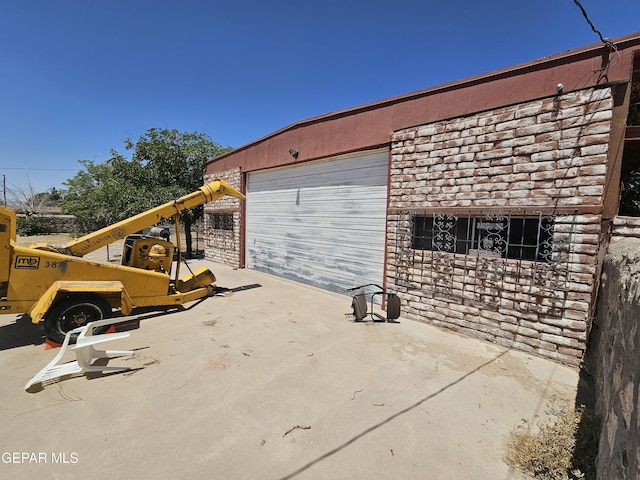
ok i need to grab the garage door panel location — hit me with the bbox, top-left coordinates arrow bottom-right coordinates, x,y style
246,150 -> 388,293
248,234 -> 385,261
249,248 -> 381,294
247,155 -> 387,191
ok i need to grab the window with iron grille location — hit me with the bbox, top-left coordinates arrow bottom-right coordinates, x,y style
411,214 -> 554,262
209,212 -> 234,231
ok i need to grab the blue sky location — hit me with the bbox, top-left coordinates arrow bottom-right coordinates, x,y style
0,0 -> 638,192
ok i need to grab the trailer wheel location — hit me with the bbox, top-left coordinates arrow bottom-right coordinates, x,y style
44,296 -> 112,344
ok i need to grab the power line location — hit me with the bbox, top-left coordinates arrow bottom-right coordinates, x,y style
571,0 -> 610,47
568,0 -> 619,90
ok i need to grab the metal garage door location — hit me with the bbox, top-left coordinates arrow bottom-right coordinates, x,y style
246,149 -> 388,294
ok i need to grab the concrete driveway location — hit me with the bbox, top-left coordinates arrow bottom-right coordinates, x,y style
0,261 -> 579,480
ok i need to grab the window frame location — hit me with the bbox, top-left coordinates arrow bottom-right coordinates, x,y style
411,213 -> 554,263
209,212 -> 234,231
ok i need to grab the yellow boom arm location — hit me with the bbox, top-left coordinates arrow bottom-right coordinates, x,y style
33,179 -> 245,257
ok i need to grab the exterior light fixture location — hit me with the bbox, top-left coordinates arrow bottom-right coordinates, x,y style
289,148 -> 299,159
556,83 -> 564,94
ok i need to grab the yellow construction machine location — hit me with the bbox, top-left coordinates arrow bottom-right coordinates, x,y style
0,179 -> 245,343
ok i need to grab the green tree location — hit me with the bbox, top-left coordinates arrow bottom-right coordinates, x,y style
619,167 -> 640,216
31,187 -> 61,208
121,128 -> 232,257
60,156 -> 143,231
61,128 -> 232,256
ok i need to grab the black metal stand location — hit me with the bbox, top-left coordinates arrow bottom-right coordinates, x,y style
345,284 -> 401,323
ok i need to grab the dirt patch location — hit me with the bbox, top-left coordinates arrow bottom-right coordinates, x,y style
15,233 -> 74,247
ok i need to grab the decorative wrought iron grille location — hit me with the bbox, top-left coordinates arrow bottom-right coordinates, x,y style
411,213 -> 555,262
392,210 -> 575,308
208,212 -> 234,231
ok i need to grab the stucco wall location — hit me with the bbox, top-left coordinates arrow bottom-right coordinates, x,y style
386,87 -> 614,365
204,168 -> 243,268
587,237 -> 640,479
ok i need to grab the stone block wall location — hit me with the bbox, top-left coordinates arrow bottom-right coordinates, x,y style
611,216 -> 640,241
386,87 -> 614,365
587,237 -> 640,479
203,168 -> 243,268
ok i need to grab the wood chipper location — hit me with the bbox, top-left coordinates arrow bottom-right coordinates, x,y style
0,179 -> 245,343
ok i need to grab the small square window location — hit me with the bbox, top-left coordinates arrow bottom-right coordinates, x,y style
209,213 -> 234,231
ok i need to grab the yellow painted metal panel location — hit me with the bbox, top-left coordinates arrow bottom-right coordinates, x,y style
7,245 -> 170,313
27,283 -> 59,324
176,266 -> 216,293
64,179 -> 245,257
0,207 -> 16,285
28,280 -> 127,324
128,287 -> 214,307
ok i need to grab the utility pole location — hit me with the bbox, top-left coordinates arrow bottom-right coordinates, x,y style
2,174 -> 6,206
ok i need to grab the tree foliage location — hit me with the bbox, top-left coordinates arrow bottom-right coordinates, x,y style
619,167 -> 640,216
123,128 -> 232,257
61,128 -> 232,256
60,157 -> 138,231
16,216 -> 49,236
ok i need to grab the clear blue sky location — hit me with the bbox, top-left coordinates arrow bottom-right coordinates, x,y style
0,0 -> 638,192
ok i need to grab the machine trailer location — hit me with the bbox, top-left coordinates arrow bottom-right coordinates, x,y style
0,179 -> 245,343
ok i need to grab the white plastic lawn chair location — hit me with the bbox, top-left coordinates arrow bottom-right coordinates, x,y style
25,317 -> 136,391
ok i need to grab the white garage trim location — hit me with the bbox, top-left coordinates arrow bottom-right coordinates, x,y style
246,149 -> 388,294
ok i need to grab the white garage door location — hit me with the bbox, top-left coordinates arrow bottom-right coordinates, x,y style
246,149 -> 388,294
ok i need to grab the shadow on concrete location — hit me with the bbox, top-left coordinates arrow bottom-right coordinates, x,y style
0,283 -> 262,352
278,349 -> 510,480
0,314 -> 47,351
215,283 -> 263,294
569,338 -> 600,479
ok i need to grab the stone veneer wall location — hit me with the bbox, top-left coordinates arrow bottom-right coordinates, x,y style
587,236 -> 640,479
611,216 -> 640,241
386,87 -> 614,365
203,168 -> 243,268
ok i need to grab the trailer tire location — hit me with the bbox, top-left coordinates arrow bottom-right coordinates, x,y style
44,296 -> 112,344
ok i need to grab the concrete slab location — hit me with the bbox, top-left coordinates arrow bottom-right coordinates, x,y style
0,261 -> 579,479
